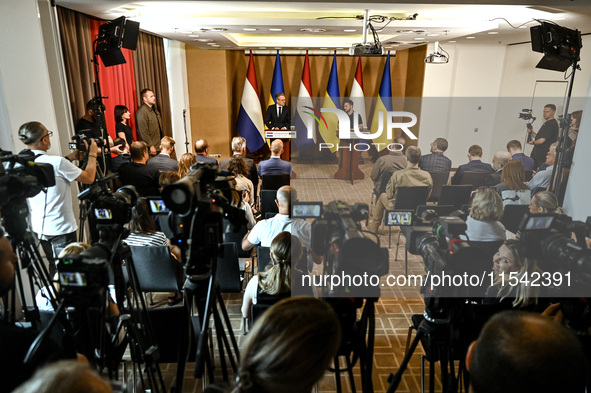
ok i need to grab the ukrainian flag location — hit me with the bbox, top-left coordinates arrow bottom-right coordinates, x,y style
370,52 -> 393,151
318,51 -> 341,153
267,51 -> 285,114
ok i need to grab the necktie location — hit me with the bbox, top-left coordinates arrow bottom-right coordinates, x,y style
278,106 -> 282,117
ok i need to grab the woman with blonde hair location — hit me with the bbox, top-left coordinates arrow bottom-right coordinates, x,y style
465,188 -> 506,242
177,153 -> 196,178
241,232 -> 301,318
529,190 -> 565,214
494,160 -> 531,207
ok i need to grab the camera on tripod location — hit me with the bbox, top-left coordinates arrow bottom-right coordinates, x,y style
72,129 -> 105,151
78,179 -> 137,229
0,149 -> 55,206
57,253 -> 110,308
310,200 -> 389,296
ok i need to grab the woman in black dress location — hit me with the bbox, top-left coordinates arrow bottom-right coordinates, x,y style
114,105 -> 133,146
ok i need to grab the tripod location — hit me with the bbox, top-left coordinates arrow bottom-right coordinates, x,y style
387,310 -> 463,393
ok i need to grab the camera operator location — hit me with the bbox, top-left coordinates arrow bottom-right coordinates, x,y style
527,104 -> 559,170
18,121 -> 98,277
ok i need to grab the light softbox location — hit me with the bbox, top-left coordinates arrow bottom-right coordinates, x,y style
96,16 -> 140,67
530,23 -> 582,72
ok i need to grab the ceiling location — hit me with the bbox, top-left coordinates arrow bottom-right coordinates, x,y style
55,1 -> 591,53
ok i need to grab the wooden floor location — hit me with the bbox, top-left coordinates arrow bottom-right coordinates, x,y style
154,161 -> 446,393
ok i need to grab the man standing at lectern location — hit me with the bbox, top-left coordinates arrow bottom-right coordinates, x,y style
265,92 -> 290,130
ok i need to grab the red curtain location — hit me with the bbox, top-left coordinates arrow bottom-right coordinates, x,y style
89,20 -> 139,141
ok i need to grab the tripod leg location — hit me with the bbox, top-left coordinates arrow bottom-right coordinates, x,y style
215,288 -> 240,369
387,324 -> 425,393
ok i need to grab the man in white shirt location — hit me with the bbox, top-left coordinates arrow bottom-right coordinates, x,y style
18,121 -> 97,276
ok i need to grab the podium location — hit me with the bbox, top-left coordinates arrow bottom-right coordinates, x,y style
265,130 -> 296,161
334,134 -> 364,184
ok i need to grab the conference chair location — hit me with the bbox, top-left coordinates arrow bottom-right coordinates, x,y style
427,171 -> 450,203
128,245 -> 182,306
500,204 -> 530,234
248,290 -> 291,331
438,185 -> 473,210
459,171 -> 490,191
261,174 -> 290,190
256,245 -> 272,274
385,186 -> 430,248
260,190 -> 278,218
217,242 -> 243,293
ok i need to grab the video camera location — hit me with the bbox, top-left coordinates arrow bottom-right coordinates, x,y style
518,108 -> 536,122
72,129 -> 106,151
78,176 -> 137,230
309,200 -> 388,296
0,148 -> 55,206
162,163 -> 246,278
56,252 -> 110,308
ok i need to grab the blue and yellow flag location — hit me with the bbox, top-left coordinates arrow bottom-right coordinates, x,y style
370,52 -> 393,151
267,51 -> 285,111
318,51 -> 341,153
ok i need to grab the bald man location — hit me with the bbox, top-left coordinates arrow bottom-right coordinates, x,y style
258,139 -> 292,177
194,139 -> 218,164
484,150 -> 511,187
467,310 -> 588,393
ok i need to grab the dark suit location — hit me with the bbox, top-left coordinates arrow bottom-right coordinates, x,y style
195,154 -> 218,164
484,169 -> 503,187
118,162 -> 161,197
147,153 -> 179,172
265,104 -> 291,129
220,153 -> 259,191
451,159 -> 493,185
258,156 -> 292,177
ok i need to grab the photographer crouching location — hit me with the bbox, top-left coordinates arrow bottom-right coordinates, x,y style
18,122 -> 98,278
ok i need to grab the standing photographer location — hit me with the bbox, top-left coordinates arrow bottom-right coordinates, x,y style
18,121 -> 98,277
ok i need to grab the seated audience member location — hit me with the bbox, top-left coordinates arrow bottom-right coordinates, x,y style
451,145 -> 493,185
484,151 -> 511,187
110,138 -> 131,173
178,152 -> 196,178
488,239 -> 541,309
529,191 -> 564,214
465,188 -> 506,242
114,105 -> 133,146
258,139 -> 292,177
494,160 -> 531,207
466,310 -> 588,393
124,198 -> 183,305
158,170 -> 180,190
230,178 -> 256,230
147,136 -> 179,172
367,146 -> 432,234
242,186 -> 311,250
241,232 -> 299,318
528,142 -> 557,192
506,139 -> 534,171
194,139 -> 218,164
13,360 -> 112,393
220,136 -> 259,193
117,141 -> 160,197
210,298 -> 340,393
227,155 -> 254,206
370,136 -> 407,192
418,137 -> 452,172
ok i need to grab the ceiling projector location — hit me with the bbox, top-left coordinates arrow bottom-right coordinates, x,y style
425,53 -> 448,64
349,42 -> 384,56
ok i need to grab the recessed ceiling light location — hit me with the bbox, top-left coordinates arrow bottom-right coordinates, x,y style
488,31 -> 499,35
448,40 -> 456,43
195,39 -> 213,42
243,28 -> 257,31
344,29 -> 357,32
466,36 -> 476,39
210,44 -> 220,47
274,47 -> 282,50
427,34 -> 439,37
319,47 -> 328,50
188,34 -> 200,38
207,42 -> 218,45
259,47 -> 267,49
210,28 -> 227,32
269,28 -> 283,32
300,28 -> 326,33
414,37 -> 426,40
336,47 -> 345,50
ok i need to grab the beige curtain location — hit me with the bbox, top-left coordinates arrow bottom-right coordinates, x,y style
132,32 -> 173,137
56,6 -> 94,122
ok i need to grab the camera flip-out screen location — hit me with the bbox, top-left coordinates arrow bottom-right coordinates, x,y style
94,208 -> 113,220
523,214 -> 555,230
147,198 -> 170,215
292,202 -> 322,218
385,210 -> 413,226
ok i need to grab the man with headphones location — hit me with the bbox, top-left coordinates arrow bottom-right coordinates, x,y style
18,122 -> 98,277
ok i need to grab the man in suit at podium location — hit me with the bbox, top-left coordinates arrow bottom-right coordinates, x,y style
258,139 -> 292,177
265,92 -> 290,130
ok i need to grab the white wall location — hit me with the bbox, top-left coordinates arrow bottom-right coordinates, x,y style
420,37 -> 591,217
164,39 -> 193,155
